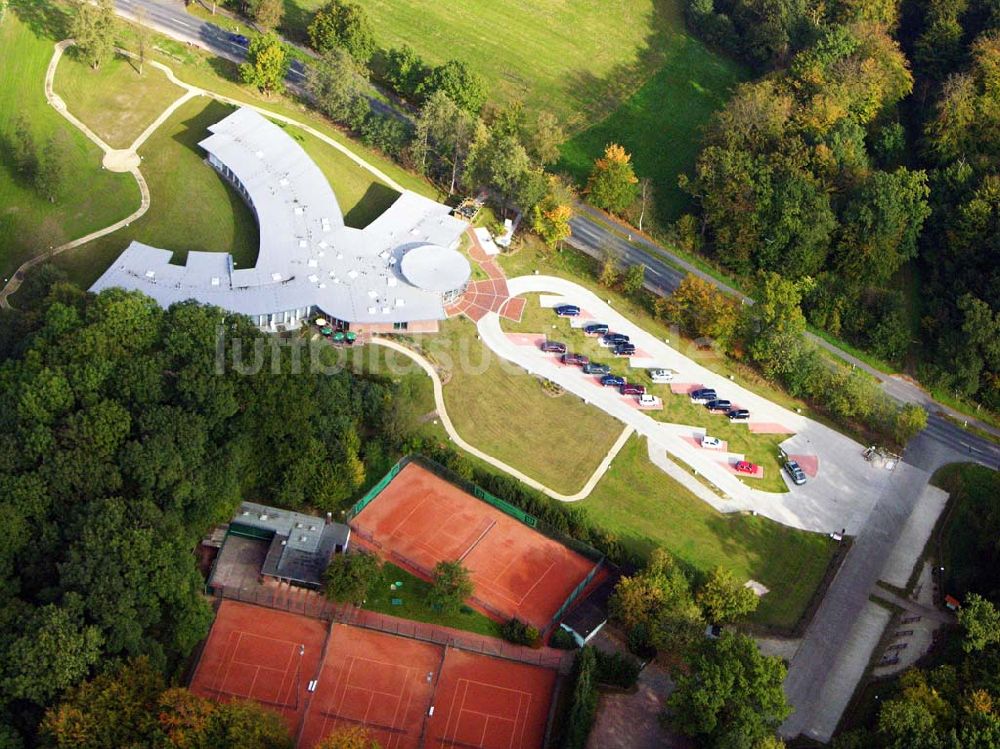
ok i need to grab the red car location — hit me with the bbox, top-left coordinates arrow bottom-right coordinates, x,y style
561,352 -> 590,366
735,460 -> 758,474
620,383 -> 646,396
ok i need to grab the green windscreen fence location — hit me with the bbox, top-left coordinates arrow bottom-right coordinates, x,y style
473,486 -> 538,527
346,461 -> 402,520
548,559 -> 604,631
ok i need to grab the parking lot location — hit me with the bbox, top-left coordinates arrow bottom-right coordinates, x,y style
478,275 -> 896,534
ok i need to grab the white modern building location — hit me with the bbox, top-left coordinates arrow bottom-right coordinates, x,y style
90,107 -> 471,333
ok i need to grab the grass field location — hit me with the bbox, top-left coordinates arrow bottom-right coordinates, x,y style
559,31 -> 747,223
416,317 -> 625,496
363,561 -> 500,637
581,435 -> 837,630
53,50 -> 184,149
505,294 -> 791,493
0,2 -> 139,285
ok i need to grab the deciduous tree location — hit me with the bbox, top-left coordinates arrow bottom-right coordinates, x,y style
586,143 -> 638,215
240,32 -> 289,95
308,0 -> 376,63
72,0 -> 115,70
308,47 -> 371,130
251,0 -> 284,31
428,560 -> 473,614
419,60 -> 487,114
315,726 -> 382,749
322,551 -> 382,605
697,566 -> 760,623
959,593 -> 1000,652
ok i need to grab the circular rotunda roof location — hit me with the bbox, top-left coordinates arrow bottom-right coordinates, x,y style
400,243 -> 472,293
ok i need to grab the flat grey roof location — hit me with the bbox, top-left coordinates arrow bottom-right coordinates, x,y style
89,107 -> 470,323
401,243 -> 472,292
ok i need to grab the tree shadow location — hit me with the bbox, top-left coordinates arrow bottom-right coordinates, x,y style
10,0 -> 73,42
280,0 -> 314,45
343,182 -> 400,229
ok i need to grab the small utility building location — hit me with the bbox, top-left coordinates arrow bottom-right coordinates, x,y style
213,502 -> 351,590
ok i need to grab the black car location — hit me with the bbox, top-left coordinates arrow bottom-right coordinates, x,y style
583,362 -> 611,375
705,399 -> 732,412
554,304 -> 581,317
600,374 -> 626,387
690,388 -> 718,401
601,332 -> 630,346
584,323 -> 609,336
540,340 -> 567,354
613,343 -> 636,356
728,409 -> 751,421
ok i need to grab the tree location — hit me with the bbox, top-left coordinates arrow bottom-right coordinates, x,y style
240,32 -> 289,95
413,90 -> 475,193
36,132 -> 69,203
463,122 -> 530,212
623,264 -> 646,295
384,45 -> 426,100
322,551 -> 382,605
697,567 -> 760,623
599,253 -> 620,288
428,560 -> 473,614
586,143 -> 638,214
532,202 -> 572,249
307,0 -> 376,63
309,47 -> 371,130
528,111 -> 565,166
11,115 -> 37,180
893,403 -> 928,445
836,168 -> 931,286
667,632 -> 791,748
252,0 -> 284,30
959,593 -> 1000,652
315,726 -> 382,749
72,0 -> 115,70
420,60 -> 487,114
1,596 -> 103,705
664,274 -> 739,343
135,6 -> 151,76
741,272 -> 808,379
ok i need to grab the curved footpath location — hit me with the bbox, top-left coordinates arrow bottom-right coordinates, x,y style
369,336 -> 634,502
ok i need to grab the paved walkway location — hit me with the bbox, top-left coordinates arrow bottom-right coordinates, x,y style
368,336 -> 634,502
446,228 -> 523,322
476,275 -> 894,533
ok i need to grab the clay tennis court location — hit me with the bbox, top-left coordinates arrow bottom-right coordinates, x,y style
351,462 -> 603,629
189,600 -> 328,734
298,625 -> 441,749
193,600 -> 558,748
425,648 -> 557,749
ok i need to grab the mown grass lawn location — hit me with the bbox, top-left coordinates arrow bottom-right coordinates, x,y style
45,97 -> 260,290
0,2 -> 139,285
53,50 -> 184,149
363,562 -> 500,637
559,31 -> 747,223
505,293 -> 791,493
581,435 -> 837,630
412,317 -> 625,496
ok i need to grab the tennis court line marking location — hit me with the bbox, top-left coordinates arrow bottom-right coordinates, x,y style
442,678 -> 533,749
218,631 -> 300,708
458,519 -> 497,562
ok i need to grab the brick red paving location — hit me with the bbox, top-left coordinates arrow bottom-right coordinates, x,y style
721,460 -> 765,479
748,422 -> 796,435
787,454 -> 820,477
445,229 -> 524,323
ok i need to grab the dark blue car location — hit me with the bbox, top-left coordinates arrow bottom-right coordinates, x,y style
600,374 -> 626,387
554,304 -> 581,317
228,33 -> 250,47
583,323 -> 609,336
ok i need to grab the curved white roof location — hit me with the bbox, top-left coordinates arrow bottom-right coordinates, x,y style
400,243 -> 471,292
89,107 -> 470,324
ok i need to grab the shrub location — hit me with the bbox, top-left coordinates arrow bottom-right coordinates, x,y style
549,627 -> 578,650
500,617 -> 539,646
561,647 -> 598,749
594,649 -> 641,689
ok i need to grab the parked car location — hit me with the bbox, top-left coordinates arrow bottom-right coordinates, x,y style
582,362 -> 611,375
620,383 -> 646,396
701,435 -> 723,449
784,459 -> 807,485
540,340 -> 567,354
599,333 -> 630,347
561,352 -> 590,366
228,33 -> 250,46
705,399 -> 732,412
735,460 -> 758,474
613,344 -> 636,357
584,323 -> 609,336
554,304 -> 581,317
728,409 -> 751,421
689,388 -> 718,402
600,374 -> 626,387
638,393 -> 662,408
648,368 -> 678,383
